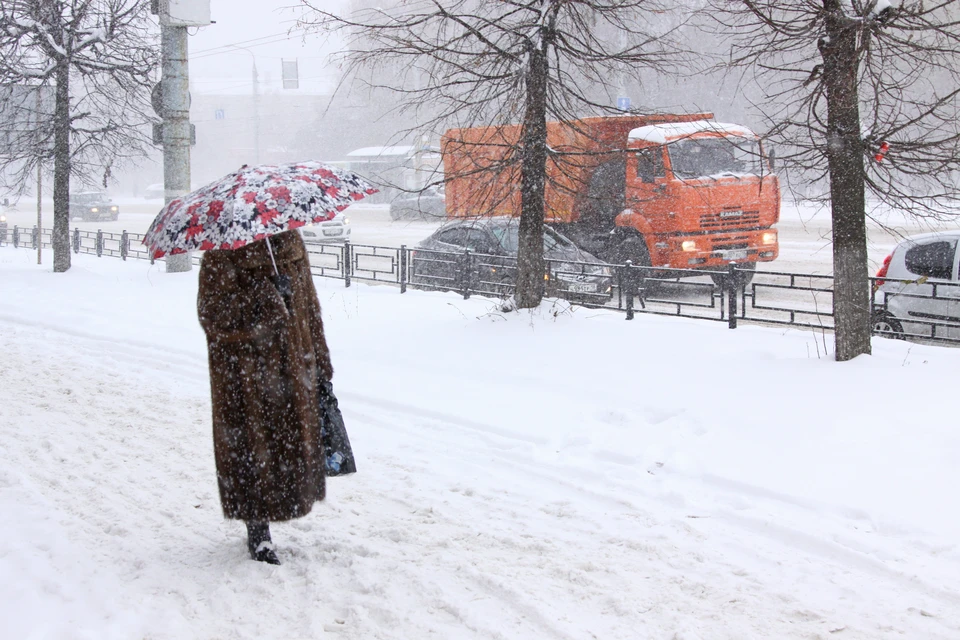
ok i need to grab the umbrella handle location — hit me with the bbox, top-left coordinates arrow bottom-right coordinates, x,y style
265,235 -> 279,277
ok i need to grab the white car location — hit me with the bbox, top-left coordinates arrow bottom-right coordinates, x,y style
144,183 -> 165,199
873,231 -> 960,340
298,212 -> 351,244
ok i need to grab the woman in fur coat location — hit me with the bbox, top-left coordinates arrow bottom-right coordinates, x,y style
197,229 -> 332,565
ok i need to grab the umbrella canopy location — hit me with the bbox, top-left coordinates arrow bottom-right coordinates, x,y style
143,161 -> 378,259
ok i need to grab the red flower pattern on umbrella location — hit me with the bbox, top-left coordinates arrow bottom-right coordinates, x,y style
142,161 -> 377,259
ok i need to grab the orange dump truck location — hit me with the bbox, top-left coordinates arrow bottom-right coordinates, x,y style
442,113 -> 780,278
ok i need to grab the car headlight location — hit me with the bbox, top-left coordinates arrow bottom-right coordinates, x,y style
342,216 -> 350,225
111,206 -> 118,211
762,231 -> 777,245
0,215 -> 6,223
681,240 -> 698,252
90,207 -> 99,213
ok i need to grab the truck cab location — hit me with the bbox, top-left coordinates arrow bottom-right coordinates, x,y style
614,120 -> 780,272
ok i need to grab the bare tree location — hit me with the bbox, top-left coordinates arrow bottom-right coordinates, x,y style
0,0 -> 158,272
298,0 -> 685,308
710,1 -> 960,360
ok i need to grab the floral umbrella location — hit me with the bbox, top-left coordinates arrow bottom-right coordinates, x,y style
143,161 -> 378,260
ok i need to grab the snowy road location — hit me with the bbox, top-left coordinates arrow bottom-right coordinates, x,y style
3,197 -> 954,275
1,252 -> 959,639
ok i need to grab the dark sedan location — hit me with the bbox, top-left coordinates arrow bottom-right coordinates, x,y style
411,217 -> 613,301
69,191 -> 119,221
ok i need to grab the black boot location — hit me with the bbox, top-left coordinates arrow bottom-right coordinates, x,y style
246,521 -> 281,565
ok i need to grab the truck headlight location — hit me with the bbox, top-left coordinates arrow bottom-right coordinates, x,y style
111,206 -> 118,212
0,215 -> 6,223
91,207 -> 99,213
681,240 -> 698,252
762,231 -> 777,245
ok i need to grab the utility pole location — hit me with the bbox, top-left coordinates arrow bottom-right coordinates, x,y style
252,55 -> 260,164
232,46 -> 260,164
161,24 -> 192,273
153,0 -> 211,273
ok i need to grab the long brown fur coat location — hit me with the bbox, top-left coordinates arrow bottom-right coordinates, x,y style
198,230 -> 332,522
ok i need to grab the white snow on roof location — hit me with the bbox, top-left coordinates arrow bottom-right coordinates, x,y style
628,120 -> 757,144
347,145 -> 417,158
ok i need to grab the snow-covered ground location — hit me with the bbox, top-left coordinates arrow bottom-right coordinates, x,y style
1,247 -> 959,639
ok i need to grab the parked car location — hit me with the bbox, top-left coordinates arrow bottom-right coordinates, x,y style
144,183 -> 165,199
298,212 -> 351,244
411,217 -> 613,300
872,231 -> 960,340
69,191 -> 119,221
390,186 -> 445,221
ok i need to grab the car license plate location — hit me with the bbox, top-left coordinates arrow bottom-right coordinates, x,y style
567,282 -> 597,293
322,228 -> 342,236
725,250 -> 748,261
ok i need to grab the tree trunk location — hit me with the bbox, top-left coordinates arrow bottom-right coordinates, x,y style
515,40 -> 549,309
821,2 -> 871,361
52,62 -> 71,273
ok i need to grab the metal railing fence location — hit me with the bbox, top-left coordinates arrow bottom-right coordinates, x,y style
4,223 -> 958,345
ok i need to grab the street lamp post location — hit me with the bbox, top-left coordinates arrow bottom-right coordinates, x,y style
152,0 -> 212,273
161,24 -> 193,273
231,46 -> 260,165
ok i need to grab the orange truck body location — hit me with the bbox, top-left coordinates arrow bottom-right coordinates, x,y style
442,113 -> 780,271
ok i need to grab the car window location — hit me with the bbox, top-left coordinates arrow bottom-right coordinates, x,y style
462,228 -> 498,253
904,239 -> 957,280
490,225 -> 517,253
488,223 -> 573,254
73,193 -> 105,204
543,227 -> 573,251
435,228 -> 465,247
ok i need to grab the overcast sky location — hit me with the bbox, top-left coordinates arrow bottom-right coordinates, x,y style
187,0 -> 345,96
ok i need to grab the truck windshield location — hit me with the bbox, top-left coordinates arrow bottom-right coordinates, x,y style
491,224 -> 573,254
668,137 -> 762,180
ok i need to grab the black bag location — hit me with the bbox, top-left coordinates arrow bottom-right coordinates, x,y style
318,380 -> 357,476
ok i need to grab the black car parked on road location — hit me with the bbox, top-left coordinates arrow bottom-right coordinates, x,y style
411,217 -> 613,301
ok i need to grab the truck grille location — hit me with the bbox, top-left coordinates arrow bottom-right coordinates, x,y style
700,210 -> 760,229
712,241 -> 749,251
